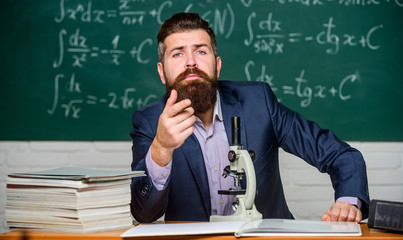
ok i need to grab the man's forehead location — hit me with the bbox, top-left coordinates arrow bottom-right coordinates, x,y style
164,29 -> 212,50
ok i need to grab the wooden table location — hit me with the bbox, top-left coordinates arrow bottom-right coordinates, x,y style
0,224 -> 401,240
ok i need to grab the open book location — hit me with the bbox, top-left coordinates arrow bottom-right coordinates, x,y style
121,219 -> 362,238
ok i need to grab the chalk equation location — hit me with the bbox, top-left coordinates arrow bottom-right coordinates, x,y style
47,73 -> 157,119
55,0 -> 164,25
52,1 -> 387,70
54,0 -> 236,34
245,60 -> 360,107
53,28 -> 153,68
54,0 -> 403,27
45,0 -> 400,119
245,13 -> 383,55
52,17 -> 384,69
242,0 -> 403,7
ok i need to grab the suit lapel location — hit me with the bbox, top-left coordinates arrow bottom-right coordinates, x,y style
220,86 -> 248,148
219,83 -> 248,189
180,134 -> 211,215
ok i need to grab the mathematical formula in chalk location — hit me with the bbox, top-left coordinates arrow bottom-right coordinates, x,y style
45,0 -> 400,119
47,73 -> 157,119
245,61 -> 360,107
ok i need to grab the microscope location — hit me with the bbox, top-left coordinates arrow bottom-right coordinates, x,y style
210,117 -> 262,221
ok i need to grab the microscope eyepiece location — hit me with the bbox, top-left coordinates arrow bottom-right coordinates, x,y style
231,117 -> 241,146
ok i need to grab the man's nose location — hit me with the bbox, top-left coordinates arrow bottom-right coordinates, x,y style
185,53 -> 196,68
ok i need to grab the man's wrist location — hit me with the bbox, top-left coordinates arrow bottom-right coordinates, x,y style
150,139 -> 173,167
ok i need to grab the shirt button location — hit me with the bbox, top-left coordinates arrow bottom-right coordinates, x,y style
220,199 -> 224,204
162,174 -> 167,178
214,167 -> 218,172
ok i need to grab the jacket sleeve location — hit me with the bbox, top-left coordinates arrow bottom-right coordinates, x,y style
130,108 -> 170,223
263,83 -> 370,218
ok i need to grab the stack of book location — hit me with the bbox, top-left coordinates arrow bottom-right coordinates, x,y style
6,167 -> 145,233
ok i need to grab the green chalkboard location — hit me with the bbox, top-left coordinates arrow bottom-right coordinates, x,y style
0,0 -> 402,141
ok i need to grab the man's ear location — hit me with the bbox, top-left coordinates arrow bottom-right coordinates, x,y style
157,62 -> 166,84
216,57 -> 222,78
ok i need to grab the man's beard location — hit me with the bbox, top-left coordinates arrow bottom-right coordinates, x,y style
165,67 -> 218,114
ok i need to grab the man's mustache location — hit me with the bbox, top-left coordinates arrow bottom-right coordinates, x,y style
175,67 -> 211,82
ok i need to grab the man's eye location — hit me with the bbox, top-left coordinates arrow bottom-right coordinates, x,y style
196,50 -> 206,55
173,53 -> 182,57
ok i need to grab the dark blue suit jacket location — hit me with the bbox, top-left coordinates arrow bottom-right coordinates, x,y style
130,81 -> 370,222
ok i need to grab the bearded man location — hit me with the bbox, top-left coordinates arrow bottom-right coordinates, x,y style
130,12 -> 370,223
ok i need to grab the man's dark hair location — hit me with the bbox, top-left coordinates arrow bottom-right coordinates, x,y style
157,12 -> 218,64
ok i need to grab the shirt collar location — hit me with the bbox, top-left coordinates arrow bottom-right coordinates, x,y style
214,91 -> 223,122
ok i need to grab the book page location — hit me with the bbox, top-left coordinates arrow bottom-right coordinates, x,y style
236,219 -> 362,237
121,221 -> 247,237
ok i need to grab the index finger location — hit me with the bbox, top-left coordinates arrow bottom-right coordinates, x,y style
166,89 -> 178,107
165,90 -> 192,117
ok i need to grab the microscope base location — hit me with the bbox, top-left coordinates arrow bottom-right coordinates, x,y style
210,202 -> 262,222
